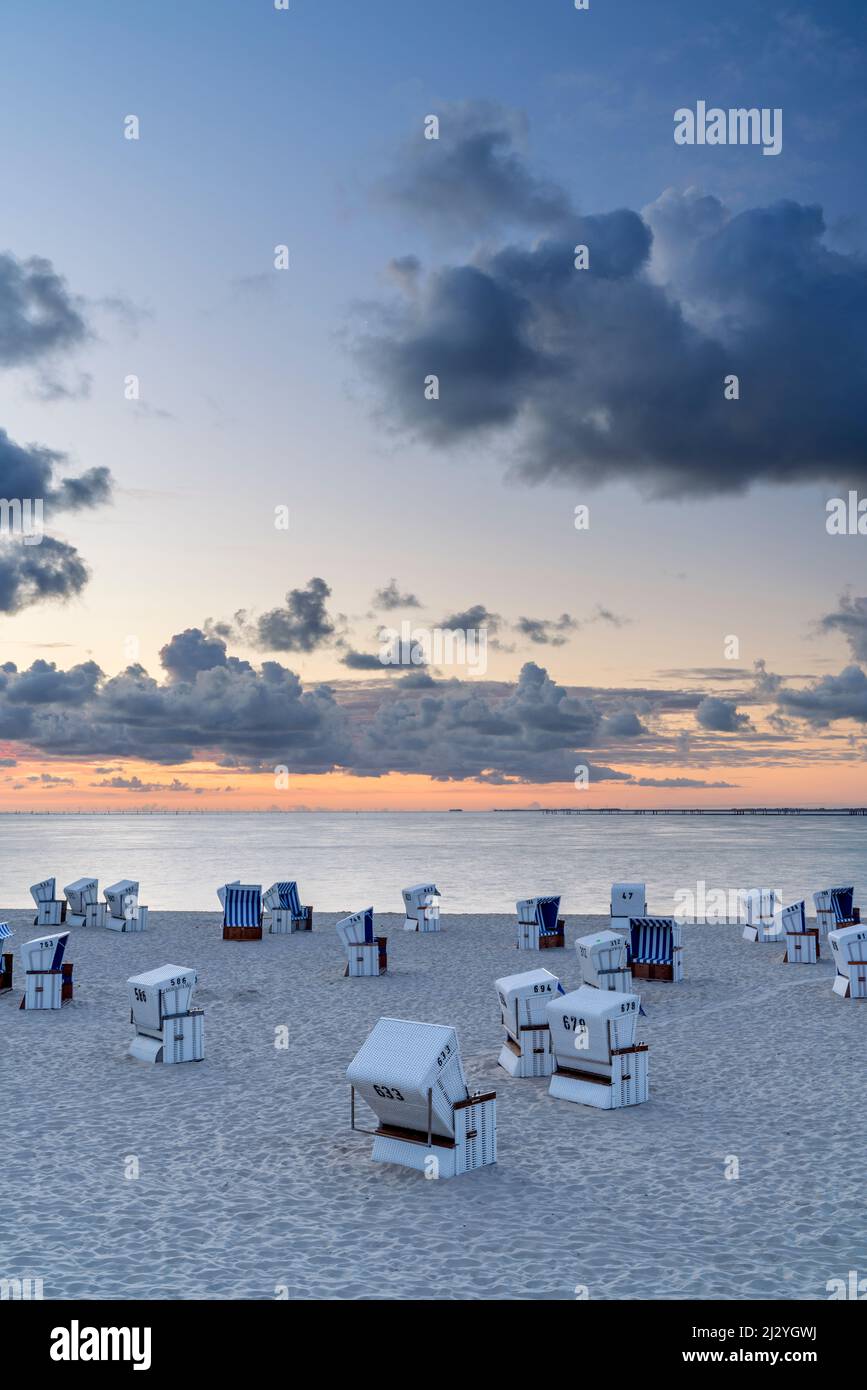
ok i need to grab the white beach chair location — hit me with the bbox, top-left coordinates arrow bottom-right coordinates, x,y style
30,877 -> 66,928
628,917 -> 684,982
402,883 -> 442,932
219,883 -> 263,941
813,886 -> 860,937
18,931 -> 73,1010
347,1016 -> 496,1178
0,922 -> 13,994
547,984 -> 648,1109
263,881 -> 313,933
741,888 -> 782,943
104,879 -> 148,933
63,877 -> 106,929
515,896 -> 565,951
828,925 -> 867,999
782,900 -> 819,964
576,929 -> 633,992
495,968 -> 563,1077
127,965 -> 204,1063
610,882 -> 646,935
336,907 -> 387,976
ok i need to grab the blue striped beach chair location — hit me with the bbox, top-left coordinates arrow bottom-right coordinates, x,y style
263,880 -> 313,933
782,900 -> 819,964
814,886 -> 860,936
220,884 -> 263,941
337,907 -> 387,976
628,917 -> 684,982
0,921 -> 13,994
516,896 -> 565,951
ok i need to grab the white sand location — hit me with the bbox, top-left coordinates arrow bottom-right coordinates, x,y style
1,909 -> 864,1300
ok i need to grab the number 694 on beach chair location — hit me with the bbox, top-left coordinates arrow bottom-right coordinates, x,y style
495,968 -> 563,1077
347,1017 -> 496,1178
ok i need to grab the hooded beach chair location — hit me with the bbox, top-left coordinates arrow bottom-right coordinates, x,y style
0,922 -> 12,994
104,879 -> 148,933
494,968 -> 563,1077
628,917 -> 684,981
219,883 -> 262,941
741,888 -> 782,943
610,882 -> 646,935
782,900 -> 819,964
828,925 -> 867,999
19,931 -> 73,1010
547,984 -> 648,1109
813,886 -> 860,937
576,929 -> 633,992
336,907 -> 387,977
30,877 -> 66,928
263,881 -> 312,933
402,883 -> 442,932
347,1016 -> 496,1177
63,877 -> 106,928
127,964 -> 203,1063
516,896 -> 565,951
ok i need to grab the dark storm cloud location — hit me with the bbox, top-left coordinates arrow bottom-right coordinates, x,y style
696,696 -> 751,733
627,776 -> 735,789
0,536 -> 89,614
0,431 -> 110,514
252,577 -> 335,653
357,108 -> 867,498
777,665 -> 867,726
160,628 -> 231,682
819,594 -> 867,663
94,775 -> 195,793
515,613 -> 578,646
600,709 -> 646,738
373,578 -> 422,610
0,252 -> 87,365
441,603 -> 500,633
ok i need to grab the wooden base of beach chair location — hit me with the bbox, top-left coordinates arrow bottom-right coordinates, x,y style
631,957 -> 683,982
0,952 -> 12,993
222,925 -> 263,941
539,921 -> 566,950
784,929 -> 819,964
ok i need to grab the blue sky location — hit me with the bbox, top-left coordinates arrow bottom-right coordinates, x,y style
0,1 -> 865,807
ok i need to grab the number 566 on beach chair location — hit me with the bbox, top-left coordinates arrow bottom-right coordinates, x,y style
218,883 -> 263,941
263,881 -> 312,934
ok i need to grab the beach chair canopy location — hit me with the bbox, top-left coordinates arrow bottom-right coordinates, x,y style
828,926 -> 867,979
128,964 -> 196,1035
611,883 -> 646,917
547,985 -> 641,1070
336,907 -> 375,947
402,883 -> 441,911
516,896 -> 560,934
105,880 -> 139,915
829,887 -> 856,922
346,1016 -> 469,1140
64,878 -> 98,912
495,968 -> 563,1033
30,877 -> 56,905
629,918 -> 677,965
0,922 -> 12,942
22,931 -> 70,973
216,881 -> 241,909
221,885 -> 261,928
782,900 -> 806,933
265,881 -> 302,914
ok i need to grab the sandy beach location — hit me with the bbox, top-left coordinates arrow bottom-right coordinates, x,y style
2,909 -> 864,1301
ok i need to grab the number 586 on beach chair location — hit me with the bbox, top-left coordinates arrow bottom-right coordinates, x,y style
218,883 -> 263,941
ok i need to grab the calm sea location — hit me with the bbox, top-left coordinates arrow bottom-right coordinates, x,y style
0,812 -> 863,913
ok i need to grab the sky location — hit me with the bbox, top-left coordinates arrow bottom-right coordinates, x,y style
0,0 -> 866,810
